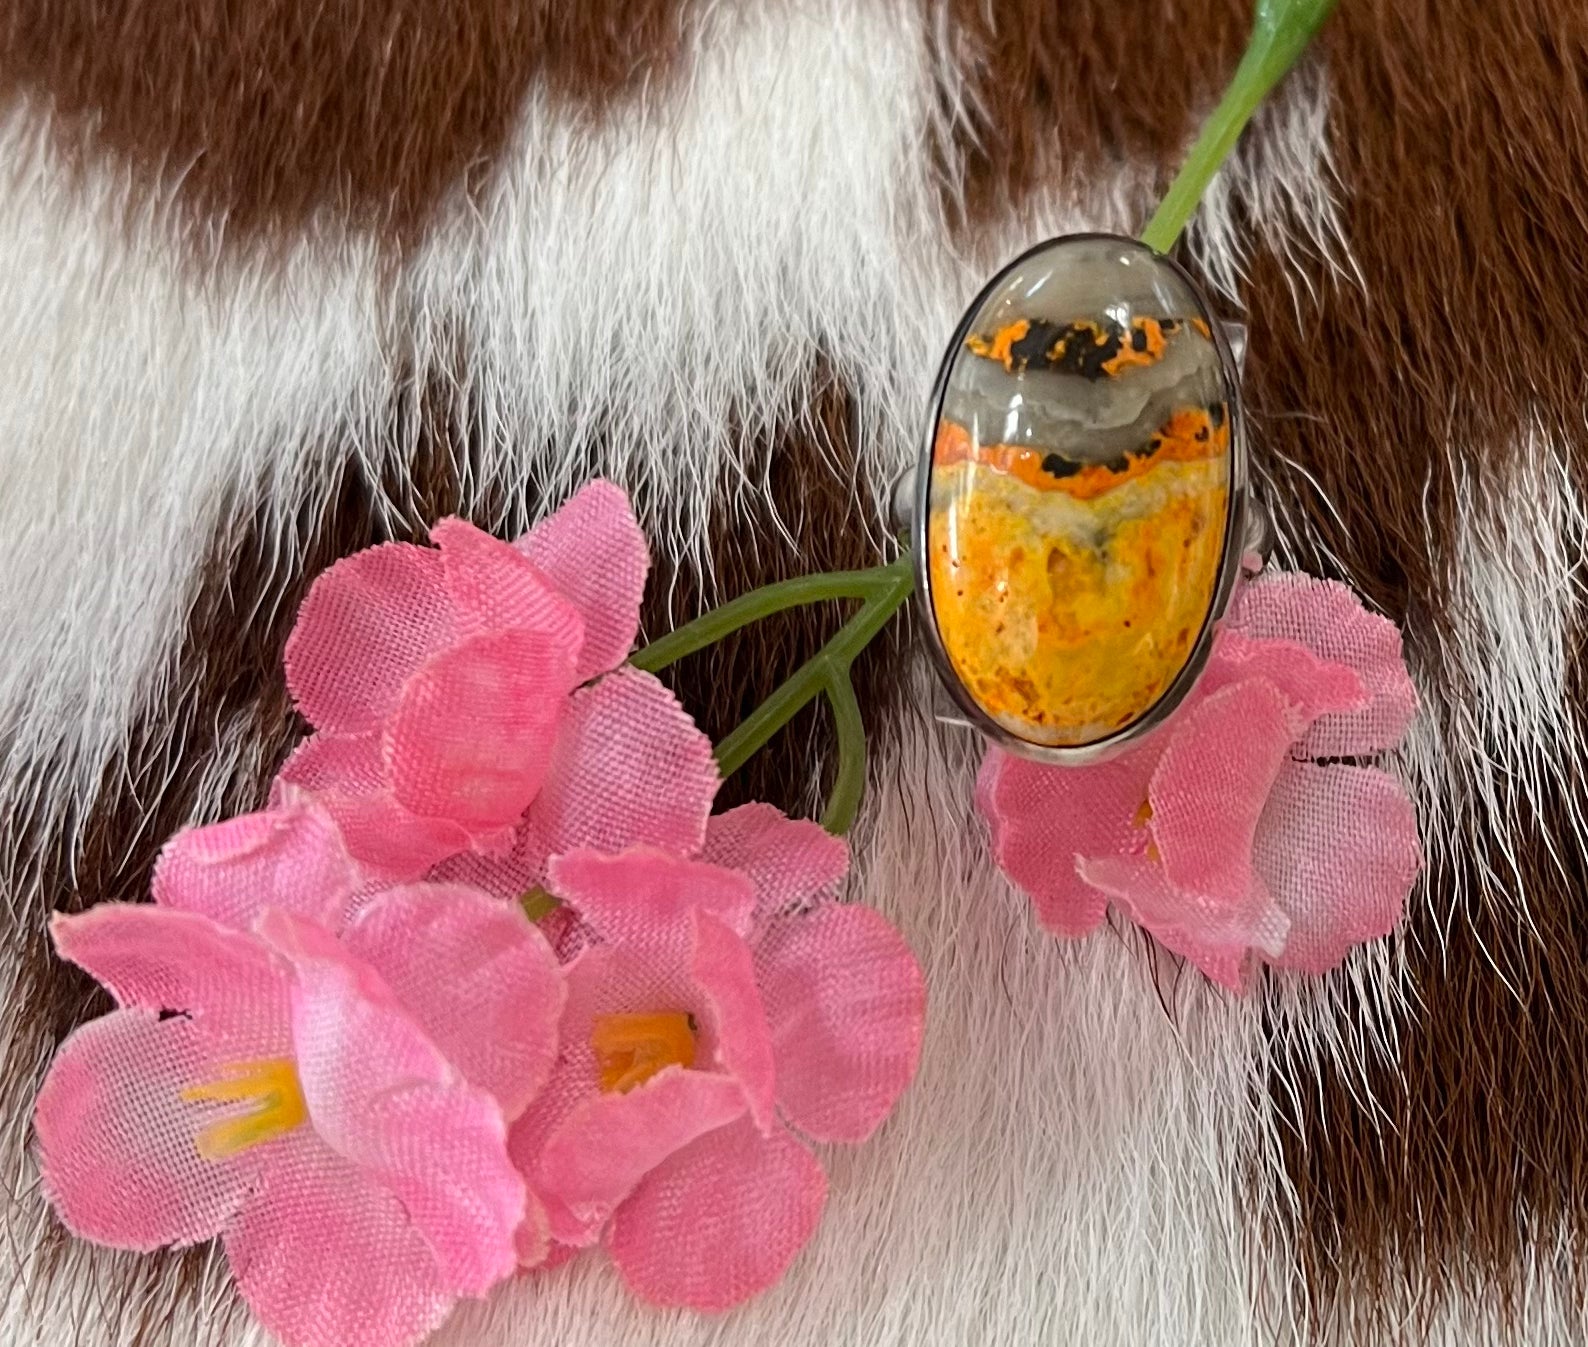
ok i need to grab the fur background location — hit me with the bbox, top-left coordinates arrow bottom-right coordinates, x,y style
2,1 -> 1585,1343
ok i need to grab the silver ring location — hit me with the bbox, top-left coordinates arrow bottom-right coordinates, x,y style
898,233 -> 1265,765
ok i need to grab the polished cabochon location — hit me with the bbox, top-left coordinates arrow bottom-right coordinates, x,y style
913,234 -> 1247,763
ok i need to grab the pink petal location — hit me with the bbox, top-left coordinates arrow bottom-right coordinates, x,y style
976,745 -> 1156,938
606,1116 -> 827,1311
275,733 -> 472,879
431,518 -> 585,656
51,906 -> 289,1049
516,1191 -> 554,1269
692,911 -> 776,1132
1228,571 -> 1418,757
527,1239 -> 581,1271
349,1086 -> 525,1296
508,941 -> 732,1229
343,884 -> 566,1120
555,941 -> 720,1044
427,823 -> 550,904
1258,762 -> 1421,975
275,729 -> 380,798
547,848 -> 756,947
1148,679 -> 1295,904
285,543 -> 454,734
386,630 -> 576,835
259,912 -> 448,1099
528,669 -> 719,860
260,912 -> 524,1295
225,1129 -> 459,1347
755,905 -> 925,1144
508,1078 -> 597,1239
514,481 -> 650,680
153,802 -> 357,932
701,804 -> 849,927
511,947 -> 645,1145
35,1010 -> 251,1251
1202,630 -> 1367,731
1146,926 -> 1254,992
1076,854 -> 1288,977
535,1068 -> 748,1246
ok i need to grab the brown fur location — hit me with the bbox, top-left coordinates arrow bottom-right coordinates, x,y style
1266,774 -> 1588,1330
1237,0 -> 1588,1329
640,370 -> 901,819
937,0 -> 1248,229
10,0 -> 1588,1332
943,0 -> 1588,1327
0,0 -> 687,251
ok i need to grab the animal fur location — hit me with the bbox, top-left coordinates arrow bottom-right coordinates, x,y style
1,0 -> 1586,1343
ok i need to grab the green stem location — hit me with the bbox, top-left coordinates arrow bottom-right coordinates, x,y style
820,668 -> 867,836
631,565 -> 903,674
625,550 -> 912,834
709,554 -> 913,832
1141,0 -> 1337,253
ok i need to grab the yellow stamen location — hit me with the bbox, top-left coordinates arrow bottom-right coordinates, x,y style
591,1012 -> 697,1094
182,1058 -> 308,1160
1134,798 -> 1162,862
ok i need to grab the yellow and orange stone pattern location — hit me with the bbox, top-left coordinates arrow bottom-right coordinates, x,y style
926,236 -> 1233,749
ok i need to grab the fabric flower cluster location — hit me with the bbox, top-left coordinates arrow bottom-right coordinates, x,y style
35,485 -> 926,1347
980,569 -> 1422,989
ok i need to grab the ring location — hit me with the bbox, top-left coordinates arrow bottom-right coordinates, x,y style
899,233 -> 1268,763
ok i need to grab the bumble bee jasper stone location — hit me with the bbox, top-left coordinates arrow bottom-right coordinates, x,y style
926,235 -> 1234,749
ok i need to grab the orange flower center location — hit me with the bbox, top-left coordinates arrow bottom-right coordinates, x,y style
182,1058 -> 308,1160
591,1012 -> 697,1094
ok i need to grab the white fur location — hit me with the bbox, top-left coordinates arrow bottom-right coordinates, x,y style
0,109 -> 393,835
1189,60 -> 1357,308
1409,426 -> 1588,934
0,3 -> 1498,1344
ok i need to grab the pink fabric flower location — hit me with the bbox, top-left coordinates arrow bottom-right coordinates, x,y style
511,804 -> 925,1311
34,884 -> 566,1347
277,481 -> 655,877
427,665 -> 723,911
152,788 -> 363,931
979,571 -> 1423,991
39,473 -> 924,1326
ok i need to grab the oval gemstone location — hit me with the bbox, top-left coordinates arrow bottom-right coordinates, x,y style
924,235 -> 1236,750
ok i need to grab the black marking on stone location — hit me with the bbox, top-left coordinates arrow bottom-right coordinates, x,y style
1040,452 -> 1083,479
969,317 -> 1132,379
1007,319 -> 1070,372
1056,320 -> 1127,380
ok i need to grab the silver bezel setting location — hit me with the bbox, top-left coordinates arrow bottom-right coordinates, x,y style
910,232 -> 1251,767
